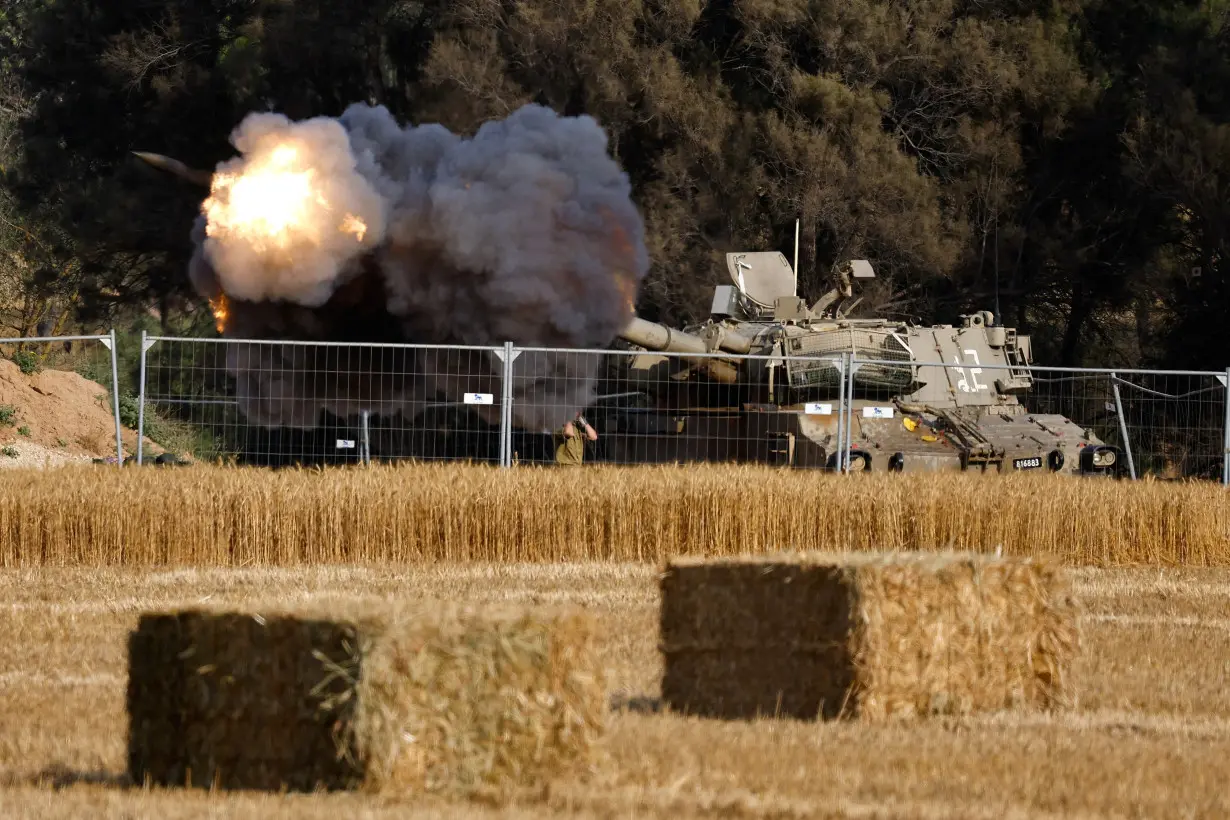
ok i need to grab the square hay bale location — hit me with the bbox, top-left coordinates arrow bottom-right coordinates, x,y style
126,603 -> 605,801
659,551 -> 1079,721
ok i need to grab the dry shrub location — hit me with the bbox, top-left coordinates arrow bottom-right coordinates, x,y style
0,463 -> 1226,567
659,551 -> 1079,721
126,602 -> 605,802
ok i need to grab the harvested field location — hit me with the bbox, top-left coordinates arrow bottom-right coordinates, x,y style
0,463 -> 1228,567
128,603 -> 604,800
659,552 -> 1079,721
2,563 -> 1229,818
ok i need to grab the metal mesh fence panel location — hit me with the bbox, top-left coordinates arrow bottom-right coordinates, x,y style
0,333 -> 124,465
508,346 -> 840,467
138,336 -> 506,466
137,336 -> 1230,481
1027,369 -> 1229,481
849,356 -> 1228,481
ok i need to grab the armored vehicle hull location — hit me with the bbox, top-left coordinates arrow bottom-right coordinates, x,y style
587,251 -> 1122,476
587,396 -> 1113,476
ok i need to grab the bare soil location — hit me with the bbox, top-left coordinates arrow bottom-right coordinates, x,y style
0,359 -> 160,465
0,563 -> 1227,818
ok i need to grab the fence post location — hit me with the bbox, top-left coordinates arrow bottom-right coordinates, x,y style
1223,367 -> 1230,486
1109,371 -> 1137,480
360,410 -> 371,466
834,352 -> 847,473
499,341 -> 517,468
108,328 -> 124,466
844,349 -> 857,473
136,331 -> 149,465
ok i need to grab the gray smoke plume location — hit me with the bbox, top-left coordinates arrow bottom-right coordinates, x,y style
186,102 -> 648,435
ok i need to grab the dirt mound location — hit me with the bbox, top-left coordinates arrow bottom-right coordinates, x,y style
0,358 -> 162,467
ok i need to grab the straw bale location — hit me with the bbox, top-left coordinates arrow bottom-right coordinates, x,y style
659,551 -> 1080,721
126,602 -> 605,801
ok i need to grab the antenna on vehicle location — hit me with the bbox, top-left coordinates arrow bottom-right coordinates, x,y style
994,210 -> 1001,326
992,157 -> 1001,326
734,255 -> 749,294
793,218 -> 800,297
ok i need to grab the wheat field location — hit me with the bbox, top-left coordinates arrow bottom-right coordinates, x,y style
0,462 -> 1225,567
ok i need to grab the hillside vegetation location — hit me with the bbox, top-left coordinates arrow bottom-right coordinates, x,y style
2,0 -> 1230,370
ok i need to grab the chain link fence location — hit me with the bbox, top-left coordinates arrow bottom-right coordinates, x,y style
132,334 -> 1230,483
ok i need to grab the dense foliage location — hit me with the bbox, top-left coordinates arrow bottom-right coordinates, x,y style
1,0 -> 1228,368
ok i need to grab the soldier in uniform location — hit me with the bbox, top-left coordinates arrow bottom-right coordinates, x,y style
554,412 -> 597,465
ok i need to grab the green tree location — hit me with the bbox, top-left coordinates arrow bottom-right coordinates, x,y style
0,0 -> 1227,373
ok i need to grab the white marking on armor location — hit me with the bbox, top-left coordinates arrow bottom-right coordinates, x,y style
889,331 -> 914,357
951,349 -> 988,393
964,349 -> 987,391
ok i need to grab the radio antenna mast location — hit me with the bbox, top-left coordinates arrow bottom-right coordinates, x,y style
793,218 -> 800,297
992,157 -> 1001,325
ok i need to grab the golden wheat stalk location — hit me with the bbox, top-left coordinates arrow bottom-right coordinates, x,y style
0,464 -> 1224,567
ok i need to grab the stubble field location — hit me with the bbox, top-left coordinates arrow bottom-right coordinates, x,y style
1,464 -> 1228,817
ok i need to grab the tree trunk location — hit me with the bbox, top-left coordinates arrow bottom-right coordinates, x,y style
1134,297 -> 1151,364
801,215 -> 817,297
159,291 -> 171,336
1060,281 -> 1090,366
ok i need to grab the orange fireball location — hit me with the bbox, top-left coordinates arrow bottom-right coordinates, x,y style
208,293 -> 229,334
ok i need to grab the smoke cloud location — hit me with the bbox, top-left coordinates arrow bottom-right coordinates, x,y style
200,113 -> 388,306
186,103 -> 649,436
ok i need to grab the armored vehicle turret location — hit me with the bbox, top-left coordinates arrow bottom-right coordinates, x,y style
592,251 -> 1121,475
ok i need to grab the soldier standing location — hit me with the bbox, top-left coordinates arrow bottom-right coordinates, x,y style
554,412 -> 597,466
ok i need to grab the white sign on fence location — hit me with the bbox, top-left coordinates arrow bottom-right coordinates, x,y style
863,406 -> 894,419
336,439 -> 356,449
463,392 -> 494,405
804,402 -> 833,415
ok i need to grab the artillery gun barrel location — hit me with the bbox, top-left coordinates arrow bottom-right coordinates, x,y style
618,317 -> 745,385
131,151 -> 213,187
621,317 -> 707,354
620,316 -> 752,355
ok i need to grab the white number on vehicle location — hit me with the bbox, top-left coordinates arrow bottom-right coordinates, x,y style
951,349 -> 988,393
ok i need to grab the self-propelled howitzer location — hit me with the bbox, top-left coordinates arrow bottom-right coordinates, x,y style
595,252 -> 1121,475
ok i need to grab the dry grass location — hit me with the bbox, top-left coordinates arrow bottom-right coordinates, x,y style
2,563 -> 1230,818
660,552 -> 1079,721
127,603 -> 604,801
0,462 -> 1226,567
